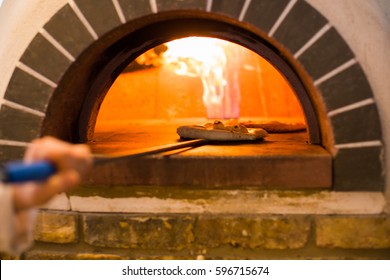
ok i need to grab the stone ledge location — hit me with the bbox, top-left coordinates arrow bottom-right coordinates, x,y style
69,190 -> 386,215
39,193 -> 70,211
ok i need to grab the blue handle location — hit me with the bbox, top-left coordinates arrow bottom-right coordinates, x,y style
2,161 -> 57,183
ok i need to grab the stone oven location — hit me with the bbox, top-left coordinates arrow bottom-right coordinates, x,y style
1,0 -> 390,259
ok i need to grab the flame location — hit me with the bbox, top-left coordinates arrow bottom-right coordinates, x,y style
163,37 -> 241,119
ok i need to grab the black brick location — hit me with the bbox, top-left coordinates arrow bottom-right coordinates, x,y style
212,0 -> 246,19
273,0 -> 328,54
118,0 -> 152,21
333,147 -> 384,191
75,0 -> 121,37
298,28 -> 355,80
319,64 -> 374,111
157,0 -> 207,11
331,104 -> 382,144
44,4 -> 95,58
4,68 -> 54,112
20,33 -> 72,84
0,105 -> 43,142
0,145 -> 26,163
244,0 -> 289,33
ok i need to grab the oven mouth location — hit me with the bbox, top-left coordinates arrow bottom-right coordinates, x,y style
40,13 -> 330,189
92,35 -> 307,152
41,14 -> 321,144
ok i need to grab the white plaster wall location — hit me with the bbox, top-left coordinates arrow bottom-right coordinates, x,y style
0,0 -> 67,101
0,0 -> 389,200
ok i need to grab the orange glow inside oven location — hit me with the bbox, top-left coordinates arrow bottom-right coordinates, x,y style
92,37 -> 306,153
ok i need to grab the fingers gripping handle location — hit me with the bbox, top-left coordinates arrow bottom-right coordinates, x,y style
1,161 -> 57,183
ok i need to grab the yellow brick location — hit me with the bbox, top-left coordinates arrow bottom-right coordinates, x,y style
316,215 -> 390,249
34,211 -> 77,243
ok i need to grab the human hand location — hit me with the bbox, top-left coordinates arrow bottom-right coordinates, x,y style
12,137 -> 92,212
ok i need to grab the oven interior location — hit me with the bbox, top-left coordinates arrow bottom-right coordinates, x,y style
85,36 -> 331,189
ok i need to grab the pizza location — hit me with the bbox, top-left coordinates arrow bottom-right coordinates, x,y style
177,120 -> 268,141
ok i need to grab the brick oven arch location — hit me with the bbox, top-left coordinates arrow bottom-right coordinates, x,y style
0,0 -> 384,191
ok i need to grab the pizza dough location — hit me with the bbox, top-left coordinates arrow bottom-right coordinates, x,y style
177,120 -> 268,141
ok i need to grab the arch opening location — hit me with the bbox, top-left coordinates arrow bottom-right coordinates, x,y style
40,14 -> 331,189
39,15 -> 321,145
92,36 -> 307,154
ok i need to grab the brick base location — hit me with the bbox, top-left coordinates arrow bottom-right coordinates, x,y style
15,211 -> 390,260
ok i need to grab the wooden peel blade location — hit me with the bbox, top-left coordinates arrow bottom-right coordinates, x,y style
93,138 -> 208,164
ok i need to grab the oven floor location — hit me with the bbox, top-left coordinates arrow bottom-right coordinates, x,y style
91,118 -> 309,153
88,119 -> 331,189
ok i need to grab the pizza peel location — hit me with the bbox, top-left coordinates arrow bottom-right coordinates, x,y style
1,124 -> 267,183
0,139 -> 207,183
